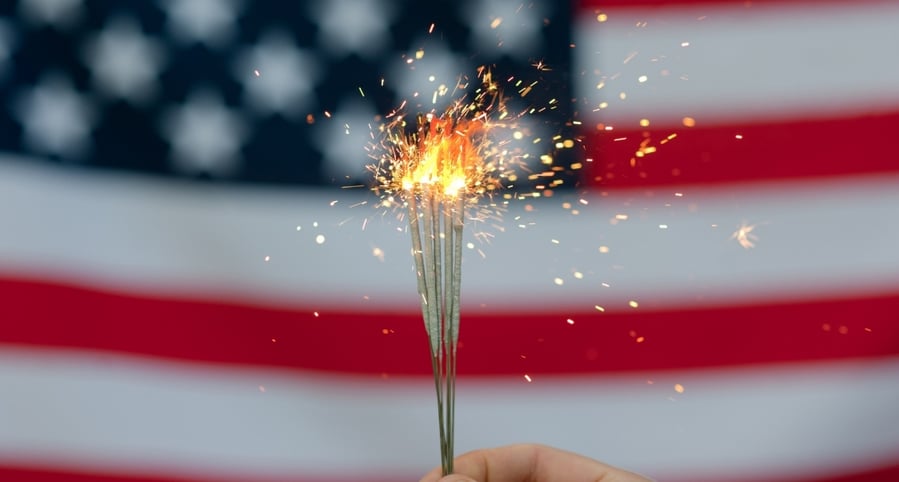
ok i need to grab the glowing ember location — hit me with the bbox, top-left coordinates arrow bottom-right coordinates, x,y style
731,222 -> 759,249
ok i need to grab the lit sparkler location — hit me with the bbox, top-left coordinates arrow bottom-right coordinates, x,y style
369,69 -> 521,476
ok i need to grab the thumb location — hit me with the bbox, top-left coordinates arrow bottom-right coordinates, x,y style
438,476 -> 478,482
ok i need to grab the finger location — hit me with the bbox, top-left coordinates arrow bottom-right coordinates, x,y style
420,444 -> 652,482
434,476 -> 477,482
528,444 -> 652,482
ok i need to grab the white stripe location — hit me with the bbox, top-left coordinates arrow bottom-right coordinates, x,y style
1,346 -> 898,480
574,2 -> 899,125
2,158 -> 899,312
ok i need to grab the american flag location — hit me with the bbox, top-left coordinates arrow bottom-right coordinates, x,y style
2,0 -> 898,481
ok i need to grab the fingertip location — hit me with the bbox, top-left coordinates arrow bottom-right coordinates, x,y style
438,476 -> 478,482
419,470 -> 477,482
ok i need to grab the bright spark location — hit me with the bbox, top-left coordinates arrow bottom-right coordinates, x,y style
531,59 -> 551,71
731,222 -> 759,249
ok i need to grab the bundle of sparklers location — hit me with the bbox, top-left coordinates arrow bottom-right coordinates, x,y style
369,68 -> 529,474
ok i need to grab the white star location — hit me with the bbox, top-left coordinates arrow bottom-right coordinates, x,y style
388,39 -> 470,110
160,89 -> 248,177
162,0 -> 242,48
18,0 -> 83,28
82,16 -> 167,104
309,0 -> 394,59
464,0 -> 545,59
233,29 -> 319,117
13,73 -> 95,159
313,98 -> 377,182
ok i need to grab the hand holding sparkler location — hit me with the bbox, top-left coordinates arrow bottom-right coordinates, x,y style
419,444 -> 654,482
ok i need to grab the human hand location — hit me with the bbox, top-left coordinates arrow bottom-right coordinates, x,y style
419,443 -> 653,482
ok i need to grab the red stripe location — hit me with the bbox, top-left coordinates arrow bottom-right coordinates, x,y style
577,0 -> 872,8
0,467 -> 215,482
675,461 -> 899,482
582,111 -> 899,189
0,465 -> 398,482
782,463 -> 899,482
3,461 -> 899,482
3,275 -> 898,375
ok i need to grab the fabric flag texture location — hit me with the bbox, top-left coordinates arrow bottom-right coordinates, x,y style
2,0 -> 899,481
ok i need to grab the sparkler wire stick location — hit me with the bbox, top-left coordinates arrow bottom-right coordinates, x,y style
409,186 -> 459,475
371,70 -> 522,476
421,190 -> 444,469
441,195 -> 455,475
432,191 -> 452,474
407,196 -> 437,354
409,191 -> 449,472
447,194 -> 464,473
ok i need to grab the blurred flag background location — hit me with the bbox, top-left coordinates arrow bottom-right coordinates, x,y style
2,0 -> 899,481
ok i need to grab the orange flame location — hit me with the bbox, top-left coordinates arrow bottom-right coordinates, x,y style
370,71 -> 518,208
